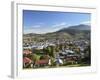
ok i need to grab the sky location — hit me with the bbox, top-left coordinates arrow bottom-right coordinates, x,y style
23,10 -> 91,34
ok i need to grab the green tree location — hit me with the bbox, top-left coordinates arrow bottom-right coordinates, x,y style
82,45 -> 91,64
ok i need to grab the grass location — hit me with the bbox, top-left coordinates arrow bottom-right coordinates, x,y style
23,63 -> 90,70
66,64 -> 90,67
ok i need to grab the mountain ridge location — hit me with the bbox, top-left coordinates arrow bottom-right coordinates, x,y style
23,24 -> 91,40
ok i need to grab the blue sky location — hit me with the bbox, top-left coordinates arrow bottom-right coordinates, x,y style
23,10 -> 91,34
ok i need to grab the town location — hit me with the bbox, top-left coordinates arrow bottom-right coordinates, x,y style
23,37 -> 91,69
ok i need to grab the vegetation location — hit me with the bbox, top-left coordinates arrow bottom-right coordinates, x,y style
23,24 -> 91,69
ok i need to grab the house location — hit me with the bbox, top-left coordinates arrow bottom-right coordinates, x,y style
34,59 -> 49,67
23,57 -> 32,68
23,49 -> 32,55
23,46 -> 32,49
36,45 -> 44,49
23,57 -> 32,64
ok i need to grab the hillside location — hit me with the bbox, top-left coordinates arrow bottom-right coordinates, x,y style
23,24 -> 91,41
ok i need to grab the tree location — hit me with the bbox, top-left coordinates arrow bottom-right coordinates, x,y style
74,48 -> 80,54
81,45 -> 91,64
55,44 -> 59,52
59,44 -> 63,50
30,54 -> 40,63
50,46 -> 56,57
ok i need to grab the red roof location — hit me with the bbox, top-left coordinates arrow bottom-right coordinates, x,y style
23,50 -> 32,55
36,60 -> 48,64
23,57 -> 32,63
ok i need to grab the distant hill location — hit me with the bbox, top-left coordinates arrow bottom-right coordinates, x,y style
60,24 -> 90,31
68,24 -> 90,30
23,24 -> 91,41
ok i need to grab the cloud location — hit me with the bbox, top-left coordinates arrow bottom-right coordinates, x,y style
31,25 -> 41,28
24,28 -> 56,34
51,22 -> 70,31
52,22 -> 68,28
24,29 -> 43,34
24,22 -> 70,34
30,23 -> 45,28
80,21 -> 91,25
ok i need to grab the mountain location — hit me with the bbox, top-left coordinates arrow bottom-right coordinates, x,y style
23,24 -> 91,41
55,24 -> 90,40
66,24 -> 90,30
